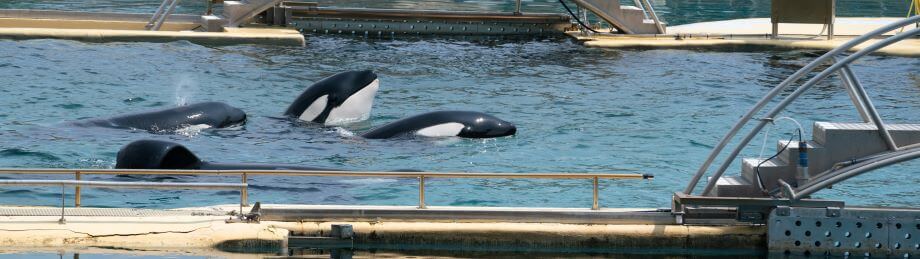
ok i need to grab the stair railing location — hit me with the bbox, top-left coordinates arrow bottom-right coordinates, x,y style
145,0 -> 181,31
637,0 -> 664,34
683,15 -> 920,196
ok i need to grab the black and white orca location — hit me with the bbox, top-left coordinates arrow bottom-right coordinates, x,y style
361,111 -> 517,139
71,102 -> 246,133
283,70 -> 379,125
115,139 -> 336,171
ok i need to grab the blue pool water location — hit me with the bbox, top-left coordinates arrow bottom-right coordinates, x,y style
0,1 -> 917,210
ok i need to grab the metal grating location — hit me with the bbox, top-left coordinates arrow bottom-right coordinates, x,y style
768,206 -> 920,257
0,207 -> 227,217
289,18 -> 564,36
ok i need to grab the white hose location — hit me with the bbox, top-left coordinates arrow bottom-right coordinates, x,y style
775,116 -> 805,140
759,124 -> 772,160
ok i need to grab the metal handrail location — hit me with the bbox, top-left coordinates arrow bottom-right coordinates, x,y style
0,179 -> 246,224
684,15 -> 920,196
146,0 -> 181,31
638,0 -> 665,34
783,146 -> 920,200
0,168 -> 651,210
0,180 -> 246,189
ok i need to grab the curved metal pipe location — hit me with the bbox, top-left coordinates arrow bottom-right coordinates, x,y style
802,143 -> 920,189
791,148 -> 920,200
683,15 -> 920,195
700,27 -> 920,195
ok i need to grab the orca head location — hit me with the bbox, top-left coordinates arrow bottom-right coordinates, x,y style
456,112 -> 517,138
284,70 -> 379,125
115,139 -> 202,169
201,101 -> 247,128
409,111 -> 517,139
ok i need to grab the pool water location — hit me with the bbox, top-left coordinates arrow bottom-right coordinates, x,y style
0,1 -> 917,210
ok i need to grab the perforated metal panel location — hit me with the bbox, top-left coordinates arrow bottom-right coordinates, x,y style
768,206 -> 920,257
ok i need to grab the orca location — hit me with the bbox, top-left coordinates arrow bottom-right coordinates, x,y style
361,111 -> 517,139
71,102 -> 246,133
115,139 -> 337,171
283,70 -> 379,125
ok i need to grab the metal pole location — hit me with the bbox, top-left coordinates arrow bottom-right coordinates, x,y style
640,0 -> 665,34
591,176 -> 599,210
74,171 -> 81,207
841,64 -> 899,151
59,184 -> 66,224
794,148 -> 920,200
837,65 -> 872,123
152,0 -> 181,31
514,0 -> 522,14
418,175 -> 426,209
241,173 -> 249,207
145,0 -> 172,30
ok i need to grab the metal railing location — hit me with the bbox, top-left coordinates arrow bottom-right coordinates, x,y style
636,0 -> 665,34
0,168 -> 652,210
146,0 -> 181,31
683,15 -> 920,196
0,179 -> 246,223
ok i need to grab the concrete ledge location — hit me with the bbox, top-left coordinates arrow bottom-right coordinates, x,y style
571,33 -> 920,56
255,204 -> 676,224
0,215 -> 287,249
276,221 -> 765,251
0,18 -> 199,31
0,205 -> 764,253
0,9 -> 201,23
0,27 -> 306,46
569,17 -> 920,56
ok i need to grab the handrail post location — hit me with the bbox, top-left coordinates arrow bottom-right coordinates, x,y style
418,175 -> 426,209
592,176 -> 599,210
639,0 -> 665,34
514,0 -> 522,14
59,184 -> 66,224
74,171 -> 81,207
240,173 -> 249,207
837,64 -> 873,123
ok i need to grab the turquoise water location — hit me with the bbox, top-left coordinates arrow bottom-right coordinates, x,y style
0,1 -> 917,210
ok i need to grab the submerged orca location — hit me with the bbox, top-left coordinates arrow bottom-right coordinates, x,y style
71,102 -> 246,133
361,111 -> 517,139
284,70 -> 379,125
115,139 -> 336,171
